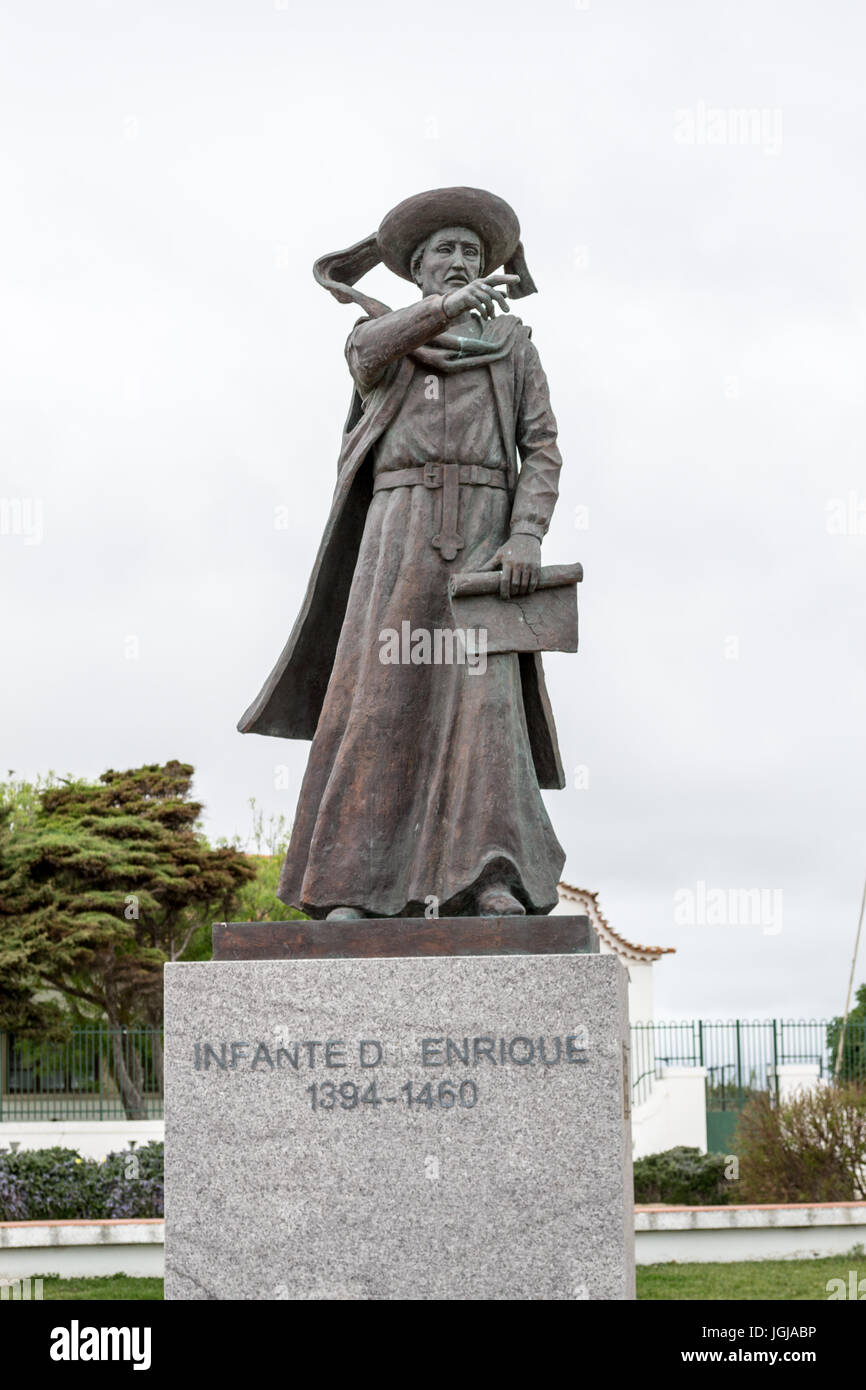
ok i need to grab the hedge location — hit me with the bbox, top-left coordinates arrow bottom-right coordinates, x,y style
0,1142 -> 163,1221
633,1146 -> 733,1205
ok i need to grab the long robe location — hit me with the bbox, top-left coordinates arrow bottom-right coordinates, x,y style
238,304 -> 568,917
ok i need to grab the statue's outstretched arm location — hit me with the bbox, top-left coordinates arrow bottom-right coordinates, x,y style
346,297 -> 450,394
346,274 -> 519,394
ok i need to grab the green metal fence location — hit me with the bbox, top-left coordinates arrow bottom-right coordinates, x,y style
0,1028 -> 163,1121
2,1020 -> 863,1128
630,1018 -> 866,1114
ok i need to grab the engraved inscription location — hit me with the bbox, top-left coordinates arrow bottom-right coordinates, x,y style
193,1033 -> 589,1071
305,1079 -> 479,1111
191,1031 -> 590,1115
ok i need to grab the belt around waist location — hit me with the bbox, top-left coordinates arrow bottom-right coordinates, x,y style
373,462 -> 508,493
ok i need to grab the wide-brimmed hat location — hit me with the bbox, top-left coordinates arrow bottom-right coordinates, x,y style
314,186 -> 537,317
377,186 -> 521,281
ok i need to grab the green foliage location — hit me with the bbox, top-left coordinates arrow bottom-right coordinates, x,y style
98,1138 -> 163,1186
36,1275 -> 165,1301
706,1081 -> 760,1111
233,852 -> 305,925
827,983 -> 866,1085
633,1146 -> 734,1205
33,1256 -> 866,1303
0,773 -> 63,832
0,762 -> 255,1035
0,1146 -> 101,1219
214,798 -> 306,937
733,1083 -> 866,1203
0,1143 -> 163,1220
637,1254 -> 866,1302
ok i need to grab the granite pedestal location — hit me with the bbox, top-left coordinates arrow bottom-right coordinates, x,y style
164,918 -> 635,1301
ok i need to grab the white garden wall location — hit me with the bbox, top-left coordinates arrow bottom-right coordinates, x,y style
636,1202 -> 866,1264
0,1121 -> 164,1159
0,1220 -> 164,1279
4,1204 -> 864,1280
771,1064 -> 823,1101
631,1066 -> 707,1158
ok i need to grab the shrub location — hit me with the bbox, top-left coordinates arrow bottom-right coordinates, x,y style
97,1141 -> 164,1219
0,1147 -> 103,1220
633,1146 -> 732,1205
0,1141 -> 164,1221
0,1168 -> 28,1221
733,1084 -> 866,1203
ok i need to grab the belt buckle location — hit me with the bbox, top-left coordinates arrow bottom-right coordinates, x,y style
423,461 -> 441,489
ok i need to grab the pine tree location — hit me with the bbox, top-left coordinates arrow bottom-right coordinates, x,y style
0,761 -> 255,1117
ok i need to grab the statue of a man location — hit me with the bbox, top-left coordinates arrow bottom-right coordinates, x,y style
239,187 -> 567,920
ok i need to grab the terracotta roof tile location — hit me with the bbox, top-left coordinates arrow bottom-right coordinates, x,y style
557,881 -> 675,961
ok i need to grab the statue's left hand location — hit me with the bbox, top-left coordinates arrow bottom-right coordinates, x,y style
481,532 -> 541,599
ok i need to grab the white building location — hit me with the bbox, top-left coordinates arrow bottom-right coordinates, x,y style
553,883 -> 709,1156
553,881 -> 674,1025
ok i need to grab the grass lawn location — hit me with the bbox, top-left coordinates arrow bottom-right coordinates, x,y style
32,1275 -> 164,1301
638,1255 -> 861,1300
24,1256 -> 860,1300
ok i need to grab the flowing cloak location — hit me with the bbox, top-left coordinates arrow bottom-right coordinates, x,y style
237,312 -> 565,791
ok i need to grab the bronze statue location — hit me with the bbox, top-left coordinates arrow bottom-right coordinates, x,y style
239,187 -> 572,921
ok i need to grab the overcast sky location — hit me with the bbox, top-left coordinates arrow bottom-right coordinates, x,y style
2,0 -> 864,1019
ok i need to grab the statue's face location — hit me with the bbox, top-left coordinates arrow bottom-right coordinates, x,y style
416,226 -> 483,296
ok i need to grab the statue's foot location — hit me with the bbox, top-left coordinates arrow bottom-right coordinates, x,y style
477,883 -> 526,917
326,906 -> 366,921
